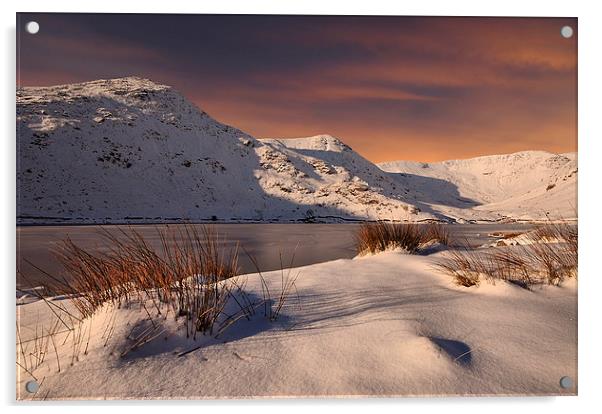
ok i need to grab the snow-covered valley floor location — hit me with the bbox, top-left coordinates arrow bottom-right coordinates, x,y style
16,246 -> 577,399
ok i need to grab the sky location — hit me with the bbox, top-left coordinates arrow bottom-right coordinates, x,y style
17,14 -> 577,162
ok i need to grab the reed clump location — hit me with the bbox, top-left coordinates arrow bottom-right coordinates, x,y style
436,223 -> 577,288
355,222 -> 450,255
45,225 -> 241,338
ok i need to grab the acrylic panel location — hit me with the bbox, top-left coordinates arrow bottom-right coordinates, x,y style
16,13 -> 577,400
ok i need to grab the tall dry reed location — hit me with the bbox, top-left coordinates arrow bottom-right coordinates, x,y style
355,222 -> 450,255
44,225 -> 240,338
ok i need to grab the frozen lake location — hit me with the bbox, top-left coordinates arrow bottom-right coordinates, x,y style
16,223 -> 535,288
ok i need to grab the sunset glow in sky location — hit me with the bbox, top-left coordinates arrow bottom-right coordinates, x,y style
17,14 -> 577,162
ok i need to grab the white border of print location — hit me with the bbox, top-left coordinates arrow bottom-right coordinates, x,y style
1,0 -> 600,413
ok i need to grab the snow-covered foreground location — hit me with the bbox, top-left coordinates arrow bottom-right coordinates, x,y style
16,248 -> 577,399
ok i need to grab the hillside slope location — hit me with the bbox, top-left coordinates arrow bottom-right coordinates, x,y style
17,77 -> 424,224
258,135 -> 422,221
379,151 -> 577,222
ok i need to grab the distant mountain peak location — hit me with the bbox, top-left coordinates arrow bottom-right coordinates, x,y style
379,150 -> 577,221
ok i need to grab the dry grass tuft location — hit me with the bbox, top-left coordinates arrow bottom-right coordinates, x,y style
45,226 -> 240,338
355,222 -> 450,255
424,223 -> 451,246
436,223 -> 577,288
434,249 -> 484,287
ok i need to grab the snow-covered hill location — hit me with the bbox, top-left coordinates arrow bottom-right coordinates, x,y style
258,135 -> 422,221
379,151 -> 577,222
17,77 -> 424,224
17,77 -> 576,224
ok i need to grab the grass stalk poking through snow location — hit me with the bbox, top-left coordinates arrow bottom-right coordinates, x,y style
244,247 -> 301,322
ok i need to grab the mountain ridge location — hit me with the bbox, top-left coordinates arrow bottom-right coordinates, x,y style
379,151 -> 577,221
17,77 -> 423,224
17,77 -> 576,224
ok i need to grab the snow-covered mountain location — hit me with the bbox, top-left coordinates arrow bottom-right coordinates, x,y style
379,151 -> 577,222
16,77 -> 424,224
257,135 -> 422,220
17,77 -> 576,224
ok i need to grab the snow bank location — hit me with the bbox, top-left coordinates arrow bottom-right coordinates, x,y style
16,249 -> 576,399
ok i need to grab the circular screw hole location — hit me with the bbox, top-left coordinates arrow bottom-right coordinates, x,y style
25,380 -> 39,393
559,376 -> 573,389
25,21 -> 40,34
561,26 -> 573,39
